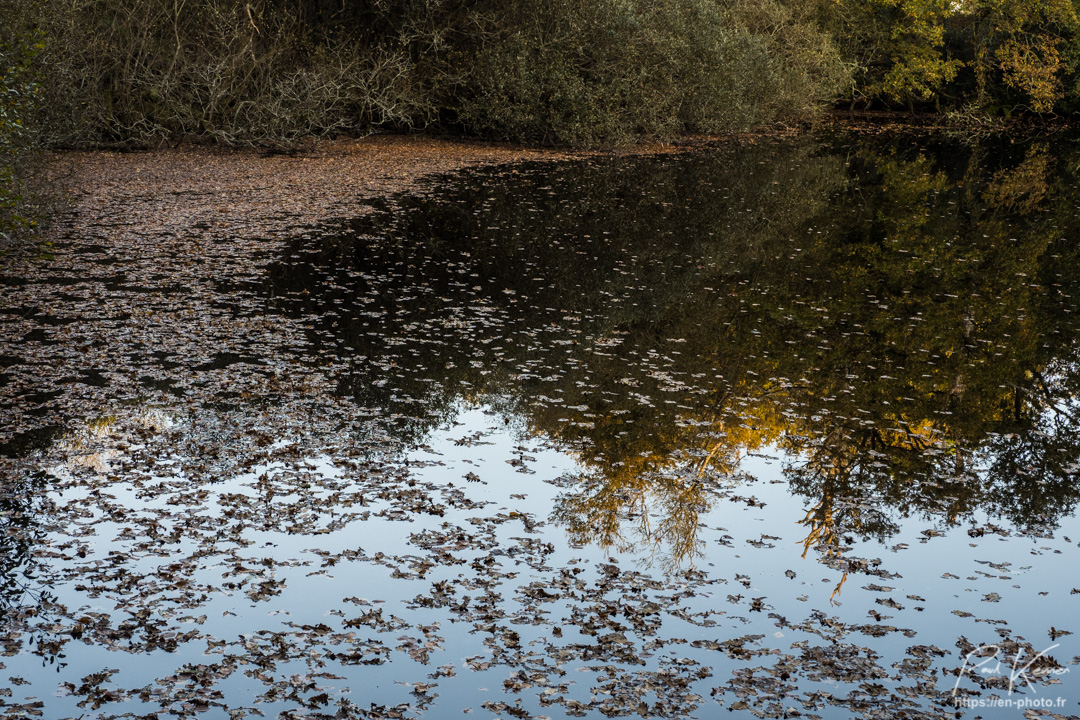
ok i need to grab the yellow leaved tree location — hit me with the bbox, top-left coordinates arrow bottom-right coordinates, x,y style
954,0 -> 1078,112
824,0 -> 960,107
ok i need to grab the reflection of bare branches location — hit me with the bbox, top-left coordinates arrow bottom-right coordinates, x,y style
0,574 -> 54,618
696,439 -> 739,478
1008,375 -> 1080,424
0,470 -> 60,667
794,433 -> 884,604
654,476 -> 706,570
552,469 -> 709,572
798,494 -> 852,605
830,573 -> 848,605
799,497 -> 837,560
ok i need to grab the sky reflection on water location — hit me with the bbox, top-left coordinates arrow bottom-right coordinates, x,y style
1,133 -> 1079,718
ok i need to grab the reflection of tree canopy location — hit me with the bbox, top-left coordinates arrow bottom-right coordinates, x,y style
0,469 -> 48,603
268,134 -> 1080,564
0,466 -> 60,663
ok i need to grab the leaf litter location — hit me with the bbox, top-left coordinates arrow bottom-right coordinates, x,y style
1,133 -> 1080,718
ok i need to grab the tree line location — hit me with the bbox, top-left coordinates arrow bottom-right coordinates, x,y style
4,0 -> 1080,151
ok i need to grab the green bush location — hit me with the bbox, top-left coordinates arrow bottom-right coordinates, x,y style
0,11 -> 42,242
429,0 -> 850,144
21,0 -> 428,146
4,0 -> 849,148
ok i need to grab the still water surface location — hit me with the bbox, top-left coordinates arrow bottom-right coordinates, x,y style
1,133 -> 1079,718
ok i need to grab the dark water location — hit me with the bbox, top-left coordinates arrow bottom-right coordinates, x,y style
2,133 -> 1080,718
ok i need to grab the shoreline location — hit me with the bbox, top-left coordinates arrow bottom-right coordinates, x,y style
34,114 -> 1069,250
41,135 -> 595,245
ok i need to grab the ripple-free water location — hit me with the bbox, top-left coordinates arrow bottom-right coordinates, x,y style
1,133 -> 1079,718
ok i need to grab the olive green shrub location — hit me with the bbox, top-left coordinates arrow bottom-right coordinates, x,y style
20,0 -> 428,145
6,0 -> 849,147
450,0 -> 848,144
0,7 -> 42,241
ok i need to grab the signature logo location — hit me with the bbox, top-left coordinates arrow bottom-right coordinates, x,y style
952,643 -> 1068,698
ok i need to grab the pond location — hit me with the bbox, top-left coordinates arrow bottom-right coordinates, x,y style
1,131 -> 1079,719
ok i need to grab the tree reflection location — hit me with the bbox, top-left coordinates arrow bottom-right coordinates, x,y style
0,467 -> 62,666
270,133 -> 1080,565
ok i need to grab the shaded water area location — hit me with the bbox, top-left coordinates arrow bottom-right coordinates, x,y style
2,132 -> 1080,718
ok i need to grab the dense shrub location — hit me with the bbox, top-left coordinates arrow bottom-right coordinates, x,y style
7,0 -> 1080,150
0,7 -> 42,241
17,0 -> 427,145
3,0 -> 849,147
453,0 -> 848,144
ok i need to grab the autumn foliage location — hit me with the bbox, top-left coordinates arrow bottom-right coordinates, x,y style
1,0 -> 1080,154
0,0 -> 847,147
828,0 -> 1080,114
